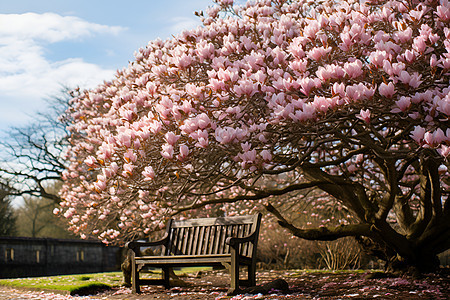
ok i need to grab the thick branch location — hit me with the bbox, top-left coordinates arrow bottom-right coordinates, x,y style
264,203 -> 373,241
174,180 -> 327,215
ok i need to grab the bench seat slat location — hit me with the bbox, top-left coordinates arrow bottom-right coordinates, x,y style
136,254 -> 253,266
136,254 -> 232,265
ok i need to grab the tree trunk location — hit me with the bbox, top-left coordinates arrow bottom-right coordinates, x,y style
356,236 -> 440,274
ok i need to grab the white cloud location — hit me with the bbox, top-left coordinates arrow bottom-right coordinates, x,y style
168,16 -> 202,34
0,12 -> 125,131
0,12 -> 123,43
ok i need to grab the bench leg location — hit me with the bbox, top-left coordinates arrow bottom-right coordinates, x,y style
162,267 -> 170,289
228,248 -> 241,296
248,261 -> 256,287
131,259 -> 140,293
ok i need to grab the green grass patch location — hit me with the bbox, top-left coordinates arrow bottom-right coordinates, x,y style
0,267 -> 213,295
0,272 -> 123,295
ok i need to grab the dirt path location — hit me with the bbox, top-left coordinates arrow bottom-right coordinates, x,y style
0,269 -> 448,299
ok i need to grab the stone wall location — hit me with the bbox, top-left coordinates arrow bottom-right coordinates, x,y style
0,237 -> 121,278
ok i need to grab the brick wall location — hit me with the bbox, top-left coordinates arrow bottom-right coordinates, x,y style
0,237 -> 121,278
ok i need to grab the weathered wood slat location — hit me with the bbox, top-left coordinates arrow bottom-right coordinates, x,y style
136,254 -> 232,265
196,226 -> 205,255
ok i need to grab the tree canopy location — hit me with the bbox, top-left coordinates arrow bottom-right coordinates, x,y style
59,0 -> 449,272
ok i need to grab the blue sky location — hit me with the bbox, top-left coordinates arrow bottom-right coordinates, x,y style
0,0 -> 212,134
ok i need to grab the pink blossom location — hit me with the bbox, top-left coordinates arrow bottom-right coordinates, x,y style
238,149 -> 257,164
344,59 -> 363,78
392,62 -> 405,76
146,82 -> 157,95
142,166 -> 155,181
134,139 -> 141,149
410,126 -> 426,143
394,96 -> 411,112
64,207 -> 75,219
149,121 -> 162,134
175,53 -> 193,69
383,61 -> 405,76
245,51 -> 265,69
165,132 -> 180,145
270,46 -> 286,65
347,164 -> 358,173
409,7 -> 425,21
193,129 -> 209,148
303,20 -> 321,40
307,46 -> 331,61
99,143 -> 114,160
339,32 -> 353,51
289,59 -> 307,73
195,137 -> 208,148
209,78 -> 225,92
437,96 -> 450,116
424,129 -> 445,148
438,145 -> 450,158
398,71 -> 423,88
215,126 -> 236,144
241,142 -> 252,152
404,49 -> 416,63
181,100 -> 193,114
312,96 -> 332,112
394,27 -> 413,43
437,1 -> 450,21
84,156 -> 97,167
110,162 -> 119,174
94,179 -> 107,192
252,70 -> 267,83
197,113 -> 211,129
195,41 -> 215,60
346,84 -> 364,101
185,83 -> 203,98
369,50 -> 388,67
178,144 -> 189,158
412,36 -> 427,53
332,82 -> 346,97
260,149 -> 272,161
180,119 -> 197,135
379,82 -> 395,98
299,77 -> 319,96
234,79 -> 258,97
289,103 -> 316,122
117,132 -> 132,148
161,144 -> 174,159
316,66 -> 332,82
124,149 -> 137,163
430,54 -> 438,67
424,128 -> 446,147
288,37 -> 306,58
217,68 -> 232,81
122,163 -> 134,177
356,109 -> 371,123
241,36 -> 256,51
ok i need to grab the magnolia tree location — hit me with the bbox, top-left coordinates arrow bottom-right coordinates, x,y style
58,0 -> 450,272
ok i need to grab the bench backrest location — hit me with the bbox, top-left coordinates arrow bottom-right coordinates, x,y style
163,214 -> 261,258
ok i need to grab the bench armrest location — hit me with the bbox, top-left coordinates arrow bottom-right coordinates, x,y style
225,230 -> 258,247
126,233 -> 169,254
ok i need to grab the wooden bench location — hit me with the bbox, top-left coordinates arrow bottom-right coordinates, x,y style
126,213 -> 262,295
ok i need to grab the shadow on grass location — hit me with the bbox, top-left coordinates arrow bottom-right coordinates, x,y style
69,283 -> 111,296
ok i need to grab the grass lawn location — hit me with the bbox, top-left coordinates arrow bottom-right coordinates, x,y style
0,267 -> 211,295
